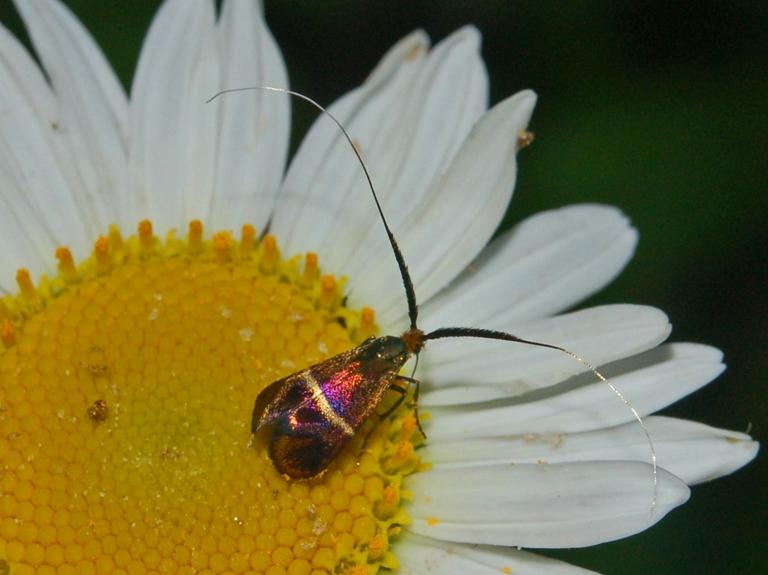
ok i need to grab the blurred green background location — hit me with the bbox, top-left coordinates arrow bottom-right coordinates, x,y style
2,1 -> 764,573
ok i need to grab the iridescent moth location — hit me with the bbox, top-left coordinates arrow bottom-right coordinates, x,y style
252,336 -> 412,479
221,88 -> 657,484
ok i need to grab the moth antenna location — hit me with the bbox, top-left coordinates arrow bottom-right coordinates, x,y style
206,87 -> 420,331
410,352 -> 421,379
210,87 -> 657,516
424,326 -> 658,516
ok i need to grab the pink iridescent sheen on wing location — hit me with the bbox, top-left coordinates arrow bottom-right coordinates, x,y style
318,362 -> 364,418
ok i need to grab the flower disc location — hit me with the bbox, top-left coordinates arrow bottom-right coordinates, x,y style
0,222 -> 419,575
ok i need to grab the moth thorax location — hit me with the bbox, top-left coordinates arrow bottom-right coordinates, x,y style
400,327 -> 426,355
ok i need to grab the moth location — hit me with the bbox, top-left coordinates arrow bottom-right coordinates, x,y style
230,87 -> 656,484
252,336 -> 412,479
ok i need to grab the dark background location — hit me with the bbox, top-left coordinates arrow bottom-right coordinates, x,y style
2,1 -> 765,573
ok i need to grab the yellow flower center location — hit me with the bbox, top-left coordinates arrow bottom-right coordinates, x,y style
0,221 -> 421,575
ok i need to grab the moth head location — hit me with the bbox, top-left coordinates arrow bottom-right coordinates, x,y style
367,336 -> 409,368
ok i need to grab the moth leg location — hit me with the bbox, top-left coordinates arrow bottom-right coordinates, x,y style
377,383 -> 407,419
394,375 -> 426,439
373,376 -> 427,440
361,376 -> 426,459
358,383 -> 408,456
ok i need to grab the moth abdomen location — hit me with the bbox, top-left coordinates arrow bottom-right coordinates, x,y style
268,430 -> 345,480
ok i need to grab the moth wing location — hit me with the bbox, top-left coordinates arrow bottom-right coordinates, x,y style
307,347 -> 401,424
252,347 -> 361,421
258,357 -> 363,480
253,369 -> 325,432
251,379 -> 284,433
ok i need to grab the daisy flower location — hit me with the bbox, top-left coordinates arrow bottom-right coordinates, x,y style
0,1 -> 757,574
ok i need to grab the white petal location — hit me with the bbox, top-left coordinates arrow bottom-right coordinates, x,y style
127,0 -> 217,232
426,343 -> 724,440
207,0 -> 289,231
177,23 -> 220,228
407,462 -> 689,548
270,29 -> 431,260
14,0 -> 128,234
421,204 -> 638,328
271,27 -> 489,327
0,171 -> 51,293
367,88 -> 536,330
0,29 -> 51,289
0,24 -> 88,281
420,304 -> 670,405
398,532 -> 599,575
424,415 -> 759,486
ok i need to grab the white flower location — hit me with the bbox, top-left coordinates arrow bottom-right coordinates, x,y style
0,1 -> 757,574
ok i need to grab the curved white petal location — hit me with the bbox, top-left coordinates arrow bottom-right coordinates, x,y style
424,415 -> 759,486
372,88 -> 536,330
0,28 -> 52,289
341,28 -> 490,284
0,173 -> 52,293
14,0 -> 128,236
207,0 -> 289,231
426,343 -> 724,440
0,24 -> 88,285
398,532 -> 599,575
420,304 -> 670,405
271,29 -> 433,257
127,0 -> 217,232
407,462 -> 689,548
421,204 -> 638,329
271,27 -> 490,328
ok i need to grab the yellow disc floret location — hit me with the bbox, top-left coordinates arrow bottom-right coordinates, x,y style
0,221 -> 422,574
